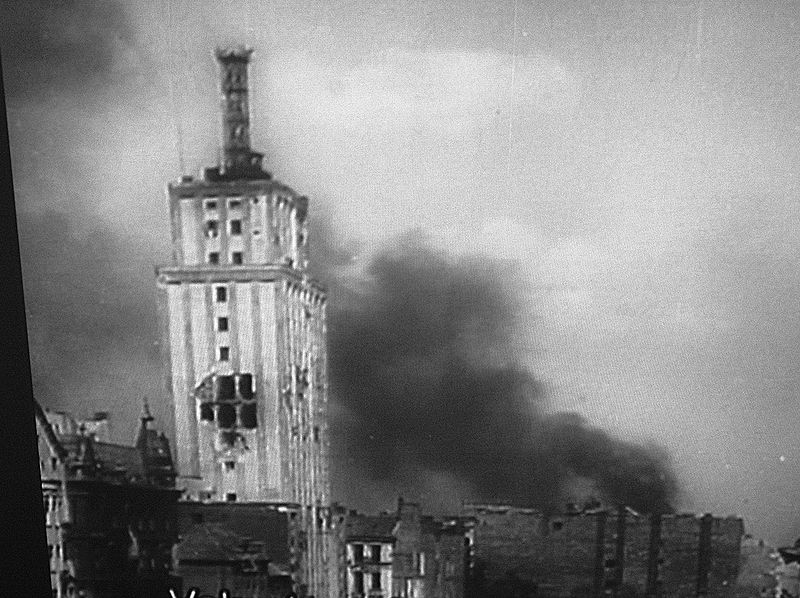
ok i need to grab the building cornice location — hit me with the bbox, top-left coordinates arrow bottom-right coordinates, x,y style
155,265 -> 327,295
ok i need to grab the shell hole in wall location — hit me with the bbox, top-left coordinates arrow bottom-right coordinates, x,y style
199,403 -> 214,421
240,403 -> 257,429
219,430 -> 237,446
218,404 -> 236,428
214,376 -> 236,401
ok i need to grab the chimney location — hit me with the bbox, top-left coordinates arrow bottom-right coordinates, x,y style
211,46 -> 270,181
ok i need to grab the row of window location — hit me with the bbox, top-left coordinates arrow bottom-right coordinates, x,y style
204,199 -> 244,210
352,543 -> 384,563
205,219 -> 243,238
208,251 -> 244,265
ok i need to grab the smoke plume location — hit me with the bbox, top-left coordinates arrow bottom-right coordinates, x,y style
314,229 -> 678,514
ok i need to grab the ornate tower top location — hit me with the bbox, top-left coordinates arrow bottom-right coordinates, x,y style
204,46 -> 271,182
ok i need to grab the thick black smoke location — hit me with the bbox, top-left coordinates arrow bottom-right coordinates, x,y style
314,229 -> 678,514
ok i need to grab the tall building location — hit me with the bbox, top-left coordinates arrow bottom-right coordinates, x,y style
155,47 -> 331,597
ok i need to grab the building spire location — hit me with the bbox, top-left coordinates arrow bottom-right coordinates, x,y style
140,397 -> 154,424
209,46 -> 270,181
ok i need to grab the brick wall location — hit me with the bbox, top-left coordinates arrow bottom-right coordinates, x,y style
464,505 -> 743,598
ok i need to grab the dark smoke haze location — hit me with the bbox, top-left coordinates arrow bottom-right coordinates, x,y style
314,230 -> 678,515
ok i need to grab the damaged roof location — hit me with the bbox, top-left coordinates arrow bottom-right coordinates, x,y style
176,523 -> 292,576
346,514 -> 397,542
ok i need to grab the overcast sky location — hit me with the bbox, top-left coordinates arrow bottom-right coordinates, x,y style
4,0 -> 800,545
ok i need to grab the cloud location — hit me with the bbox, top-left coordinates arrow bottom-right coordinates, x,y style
0,0 -> 134,100
268,48 -> 581,131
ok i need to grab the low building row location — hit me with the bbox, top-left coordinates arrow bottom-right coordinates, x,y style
35,402 -> 745,598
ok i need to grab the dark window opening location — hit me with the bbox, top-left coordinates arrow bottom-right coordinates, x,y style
51,457 -> 58,470
353,572 -> 364,595
215,286 -> 227,302
218,404 -> 236,428
232,251 -> 243,265
240,403 -> 257,429
205,220 -> 219,238
226,493 -> 237,502
224,461 -> 235,471
313,426 -> 320,442
230,220 -> 242,235
238,373 -> 254,398
199,403 -> 214,421
552,521 -> 564,531
215,375 -> 235,400
353,544 -> 363,563
372,572 -> 381,590
218,346 -> 230,361
253,229 -> 260,236
371,544 -> 381,563
605,559 -> 617,568
217,317 -> 229,332
205,201 -> 217,210
229,200 -> 242,209
208,252 -> 220,265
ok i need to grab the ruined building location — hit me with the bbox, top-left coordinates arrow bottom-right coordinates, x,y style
155,47 -> 333,597
343,499 -> 468,598
464,504 -> 744,598
35,400 -> 181,598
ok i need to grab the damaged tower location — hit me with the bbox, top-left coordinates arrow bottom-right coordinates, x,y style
156,47 -> 332,597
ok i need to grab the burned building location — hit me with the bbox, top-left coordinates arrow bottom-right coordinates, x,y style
345,512 -> 396,598
35,400 -> 181,598
156,46 -> 333,597
464,504 -> 744,598
343,499 -> 469,598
